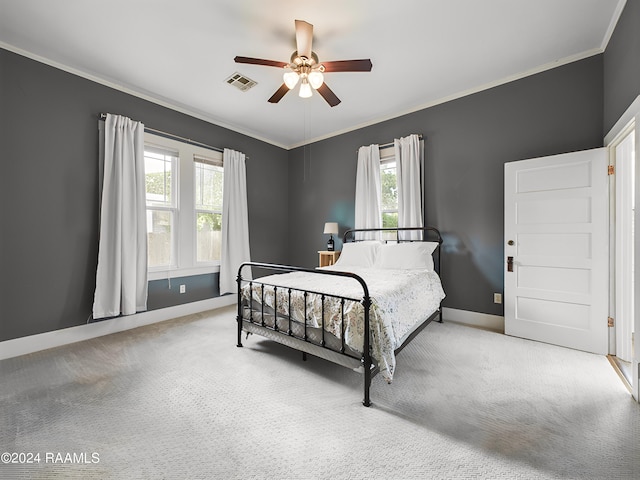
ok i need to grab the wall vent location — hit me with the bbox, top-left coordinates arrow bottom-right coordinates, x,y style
225,72 -> 257,92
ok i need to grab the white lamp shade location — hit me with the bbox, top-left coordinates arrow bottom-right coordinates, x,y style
308,70 -> 324,89
298,78 -> 312,98
323,222 -> 339,235
283,71 -> 299,89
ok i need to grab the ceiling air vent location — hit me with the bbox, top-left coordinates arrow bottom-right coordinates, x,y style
225,72 -> 257,92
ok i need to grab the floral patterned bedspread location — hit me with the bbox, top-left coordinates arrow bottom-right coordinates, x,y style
241,266 -> 445,382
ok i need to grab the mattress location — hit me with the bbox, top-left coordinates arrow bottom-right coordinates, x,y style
240,265 -> 445,382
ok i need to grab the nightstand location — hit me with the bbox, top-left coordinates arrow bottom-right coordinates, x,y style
318,250 -> 340,267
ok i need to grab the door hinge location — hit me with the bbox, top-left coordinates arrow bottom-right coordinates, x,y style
608,316 -> 614,327
608,165 -> 615,175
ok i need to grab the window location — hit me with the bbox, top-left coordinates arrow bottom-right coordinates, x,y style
194,156 -> 223,263
380,159 -> 398,229
144,133 -> 224,280
145,146 -> 177,269
380,148 -> 398,241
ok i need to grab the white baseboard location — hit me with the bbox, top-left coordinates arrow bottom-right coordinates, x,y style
0,295 -> 236,361
442,307 -> 505,333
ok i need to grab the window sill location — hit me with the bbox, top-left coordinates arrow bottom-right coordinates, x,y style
148,265 -> 220,281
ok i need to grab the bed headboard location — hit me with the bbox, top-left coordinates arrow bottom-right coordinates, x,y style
342,226 -> 442,245
342,227 -> 443,274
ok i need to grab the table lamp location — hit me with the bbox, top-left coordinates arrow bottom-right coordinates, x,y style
323,222 -> 339,251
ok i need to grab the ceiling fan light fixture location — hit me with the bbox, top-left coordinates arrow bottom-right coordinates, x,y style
299,78 -> 312,98
283,70 -> 299,89
234,19 -> 372,106
308,70 -> 324,89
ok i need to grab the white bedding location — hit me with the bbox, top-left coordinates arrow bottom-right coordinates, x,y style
241,265 -> 445,382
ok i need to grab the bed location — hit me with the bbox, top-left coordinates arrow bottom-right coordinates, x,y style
236,227 -> 446,406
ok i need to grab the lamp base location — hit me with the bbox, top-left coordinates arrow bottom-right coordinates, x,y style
327,236 -> 334,251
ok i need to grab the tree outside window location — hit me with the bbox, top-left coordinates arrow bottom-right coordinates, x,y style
381,160 -> 398,233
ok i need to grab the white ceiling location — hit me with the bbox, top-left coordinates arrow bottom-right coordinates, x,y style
0,0 -> 626,149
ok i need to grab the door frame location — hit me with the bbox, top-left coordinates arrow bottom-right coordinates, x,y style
605,95 -> 640,401
609,121 -> 635,363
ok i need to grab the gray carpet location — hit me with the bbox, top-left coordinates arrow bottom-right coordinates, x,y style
1,305 -> 639,479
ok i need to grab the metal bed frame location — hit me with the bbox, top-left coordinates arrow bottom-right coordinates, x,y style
236,226 -> 443,407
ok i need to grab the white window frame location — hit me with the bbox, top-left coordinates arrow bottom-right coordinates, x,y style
144,132 -> 223,281
144,144 -> 179,272
380,156 -> 398,222
193,155 -> 224,266
379,147 -> 398,240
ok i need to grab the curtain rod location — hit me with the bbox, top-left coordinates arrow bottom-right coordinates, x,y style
358,134 -> 424,152
99,113 -> 249,158
380,134 -> 424,149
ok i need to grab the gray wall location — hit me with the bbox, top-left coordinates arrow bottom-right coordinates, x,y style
0,48 -> 289,342
604,0 -> 640,135
288,56 -> 604,316
3,0 -> 638,341
147,274 -> 221,311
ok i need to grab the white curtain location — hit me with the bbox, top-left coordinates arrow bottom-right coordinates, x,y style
219,148 -> 251,294
93,114 -> 148,319
394,134 -> 424,240
354,144 -> 382,240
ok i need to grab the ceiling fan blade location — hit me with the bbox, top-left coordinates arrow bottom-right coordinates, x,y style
234,56 -> 288,68
322,59 -> 373,73
295,20 -> 313,59
268,83 -> 290,104
316,83 -> 341,107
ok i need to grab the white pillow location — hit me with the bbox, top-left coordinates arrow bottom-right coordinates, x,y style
334,241 -> 381,268
375,242 -> 438,271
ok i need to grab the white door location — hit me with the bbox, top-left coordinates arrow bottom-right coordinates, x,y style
504,148 -> 609,354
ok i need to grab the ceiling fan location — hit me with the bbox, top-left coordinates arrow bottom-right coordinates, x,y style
234,20 -> 372,107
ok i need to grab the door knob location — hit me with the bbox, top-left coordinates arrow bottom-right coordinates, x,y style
507,240 -> 514,246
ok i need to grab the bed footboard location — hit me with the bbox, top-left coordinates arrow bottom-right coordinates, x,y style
236,262 -> 375,406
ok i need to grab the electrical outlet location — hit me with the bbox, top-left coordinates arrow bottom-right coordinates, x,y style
494,293 -> 502,304
179,285 -> 186,294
